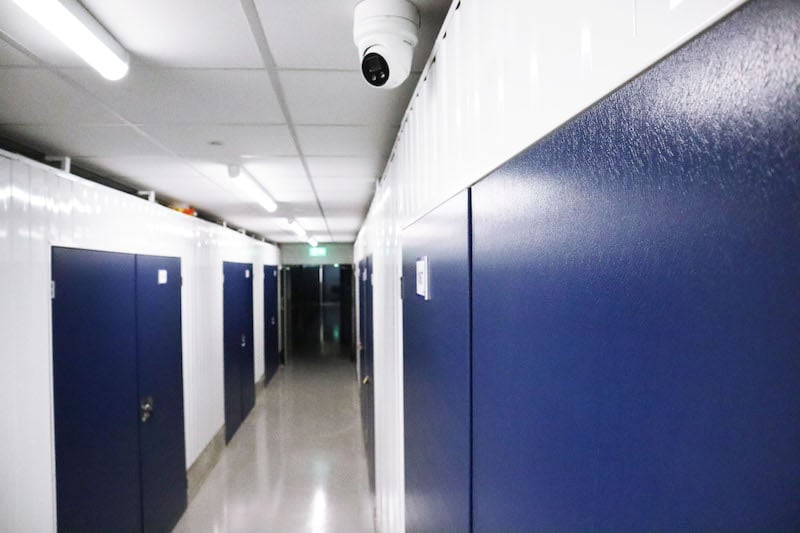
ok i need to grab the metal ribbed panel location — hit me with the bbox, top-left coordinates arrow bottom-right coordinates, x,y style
353,0 -> 747,530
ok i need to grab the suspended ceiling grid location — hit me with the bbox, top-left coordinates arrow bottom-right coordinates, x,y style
0,0 -> 450,243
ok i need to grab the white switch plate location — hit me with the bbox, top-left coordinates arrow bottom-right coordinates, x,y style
158,269 -> 168,285
416,256 -> 430,300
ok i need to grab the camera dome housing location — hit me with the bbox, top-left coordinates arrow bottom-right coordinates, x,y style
353,0 -> 420,89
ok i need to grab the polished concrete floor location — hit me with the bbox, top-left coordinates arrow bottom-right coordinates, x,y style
173,349 -> 374,532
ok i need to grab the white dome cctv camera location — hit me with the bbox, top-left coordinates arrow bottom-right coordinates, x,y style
353,0 -> 420,89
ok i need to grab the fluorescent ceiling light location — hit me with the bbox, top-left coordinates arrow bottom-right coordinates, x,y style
13,0 -> 130,80
286,218 -> 309,241
232,170 -> 278,213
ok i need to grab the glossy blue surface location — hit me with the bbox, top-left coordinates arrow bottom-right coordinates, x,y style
223,261 -> 255,442
135,255 -> 187,533
264,265 -> 280,386
471,0 -> 800,529
52,247 -> 142,533
359,256 -> 376,494
402,191 -> 472,533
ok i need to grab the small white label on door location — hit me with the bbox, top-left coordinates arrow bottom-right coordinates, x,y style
158,269 -> 168,285
416,256 -> 430,301
245,269 -> 251,278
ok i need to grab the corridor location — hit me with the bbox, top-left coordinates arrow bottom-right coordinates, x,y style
173,352 -> 374,533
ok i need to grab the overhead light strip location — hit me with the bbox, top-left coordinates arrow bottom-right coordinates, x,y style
286,218 -> 320,247
12,0 -> 130,80
233,167 -> 278,213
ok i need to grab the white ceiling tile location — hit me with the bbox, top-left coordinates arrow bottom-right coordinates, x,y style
256,0 -> 358,70
0,68 -> 121,124
62,68 -> 284,124
222,212 -> 281,233
313,176 -> 375,192
260,177 -> 314,202
280,70 -> 418,125
317,187 -> 374,204
296,125 -> 396,157
140,124 -> 296,158
326,233 -> 358,243
295,217 -> 328,232
256,0 -> 451,71
0,38 -> 36,66
81,0 -> 263,68
307,156 -> 382,179
1,124 -> 164,157
76,156 -> 230,206
244,156 -> 307,180
325,216 -> 364,232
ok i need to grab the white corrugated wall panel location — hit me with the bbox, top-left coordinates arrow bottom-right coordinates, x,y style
0,149 -> 278,533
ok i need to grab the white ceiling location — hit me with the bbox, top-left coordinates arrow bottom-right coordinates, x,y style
0,0 -> 451,243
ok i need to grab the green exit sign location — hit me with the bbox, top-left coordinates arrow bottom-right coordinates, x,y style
309,246 -> 327,257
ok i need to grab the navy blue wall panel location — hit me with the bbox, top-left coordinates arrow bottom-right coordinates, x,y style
358,259 -> 367,380
135,255 -> 187,533
402,191 -> 471,532
360,256 -> 376,494
53,248 -> 142,533
264,265 -> 280,385
471,0 -> 800,530
223,261 -> 254,442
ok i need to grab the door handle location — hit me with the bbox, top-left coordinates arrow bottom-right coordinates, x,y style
362,376 -> 370,385
140,396 -> 154,423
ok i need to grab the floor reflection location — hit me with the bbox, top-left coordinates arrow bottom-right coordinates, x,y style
172,352 -> 373,532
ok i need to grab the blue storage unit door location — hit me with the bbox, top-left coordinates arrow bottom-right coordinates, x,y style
135,255 -> 187,533
470,0 -> 800,530
402,190 -> 471,532
358,259 -> 367,379
53,248 -> 141,533
223,261 -> 255,442
264,265 -> 280,385
359,256 -> 375,494
52,248 -> 187,533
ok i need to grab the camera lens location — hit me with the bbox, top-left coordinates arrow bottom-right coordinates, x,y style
362,52 -> 389,87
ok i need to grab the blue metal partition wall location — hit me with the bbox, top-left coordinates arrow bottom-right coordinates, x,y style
402,191 -> 471,532
470,0 -> 800,530
135,255 -> 187,533
223,261 -> 255,442
264,265 -> 280,385
52,248 -> 187,533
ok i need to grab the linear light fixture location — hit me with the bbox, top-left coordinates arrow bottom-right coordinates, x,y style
285,218 -> 320,247
286,218 -> 309,240
228,165 -> 278,213
13,0 -> 130,80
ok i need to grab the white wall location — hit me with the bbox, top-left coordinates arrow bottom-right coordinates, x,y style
354,0 -> 747,531
280,243 -> 354,265
0,149 -> 278,533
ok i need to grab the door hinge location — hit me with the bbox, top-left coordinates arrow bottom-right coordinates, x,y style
399,276 -> 403,299
50,280 -> 55,300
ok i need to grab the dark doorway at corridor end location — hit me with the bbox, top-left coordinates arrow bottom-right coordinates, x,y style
284,264 -> 354,361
